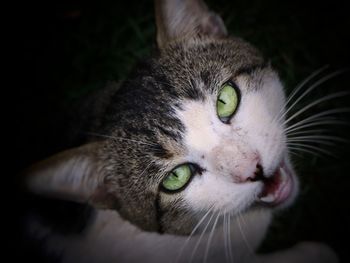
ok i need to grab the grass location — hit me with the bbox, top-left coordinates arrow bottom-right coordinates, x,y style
14,0 -> 350,262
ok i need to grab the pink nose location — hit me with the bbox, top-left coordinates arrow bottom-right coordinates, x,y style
233,163 -> 265,183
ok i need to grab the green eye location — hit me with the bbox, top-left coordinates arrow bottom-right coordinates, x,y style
217,83 -> 239,122
162,164 -> 193,191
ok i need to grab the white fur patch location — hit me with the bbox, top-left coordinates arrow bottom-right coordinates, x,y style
176,98 -> 220,154
175,70 -> 293,214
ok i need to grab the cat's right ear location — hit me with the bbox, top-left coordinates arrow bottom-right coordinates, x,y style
155,0 -> 228,49
23,142 -> 114,208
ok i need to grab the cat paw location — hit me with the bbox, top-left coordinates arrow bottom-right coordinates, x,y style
293,241 -> 338,263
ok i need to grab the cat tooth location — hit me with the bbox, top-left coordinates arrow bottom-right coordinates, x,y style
280,167 -> 288,182
259,193 -> 275,203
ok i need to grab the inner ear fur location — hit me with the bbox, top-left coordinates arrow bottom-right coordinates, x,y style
155,0 -> 227,49
24,142 -> 107,205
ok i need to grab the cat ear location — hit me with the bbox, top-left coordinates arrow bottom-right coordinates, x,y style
24,142 -> 104,204
155,0 -> 228,49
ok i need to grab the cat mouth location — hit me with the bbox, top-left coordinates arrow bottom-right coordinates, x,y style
257,162 -> 294,207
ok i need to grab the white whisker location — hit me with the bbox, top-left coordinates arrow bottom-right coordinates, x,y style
286,120 -> 349,135
287,139 -> 337,146
86,132 -> 159,147
175,206 -> 214,263
286,129 -> 329,137
285,107 -> 350,133
286,108 -> 350,131
285,66 -> 329,105
204,211 -> 221,263
237,214 -> 254,256
223,211 -> 230,263
287,142 -> 336,157
288,149 -> 303,157
189,210 -> 215,263
276,65 -> 329,121
287,135 -> 348,143
223,212 -> 227,263
284,91 -> 350,126
227,212 -> 234,263
153,80 -> 179,90
287,146 -> 323,158
279,70 -> 347,122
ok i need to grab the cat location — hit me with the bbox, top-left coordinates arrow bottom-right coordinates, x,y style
23,0 -> 339,262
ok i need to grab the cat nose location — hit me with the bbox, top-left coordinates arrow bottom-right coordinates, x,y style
234,163 -> 265,183
248,164 -> 265,182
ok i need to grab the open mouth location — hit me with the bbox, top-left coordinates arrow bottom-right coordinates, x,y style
258,162 -> 294,206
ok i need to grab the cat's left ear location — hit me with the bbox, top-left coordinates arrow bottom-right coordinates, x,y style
24,142 -> 109,206
155,0 -> 228,49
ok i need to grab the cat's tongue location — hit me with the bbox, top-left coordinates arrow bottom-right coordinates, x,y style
258,163 -> 293,206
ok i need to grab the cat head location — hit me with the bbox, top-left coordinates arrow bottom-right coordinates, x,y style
25,0 -> 299,234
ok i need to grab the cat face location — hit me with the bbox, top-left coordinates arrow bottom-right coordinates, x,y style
91,37 -> 298,234
176,64 -> 294,213
25,0 -> 299,235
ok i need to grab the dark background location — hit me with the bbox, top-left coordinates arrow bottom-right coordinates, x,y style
11,0 -> 350,262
